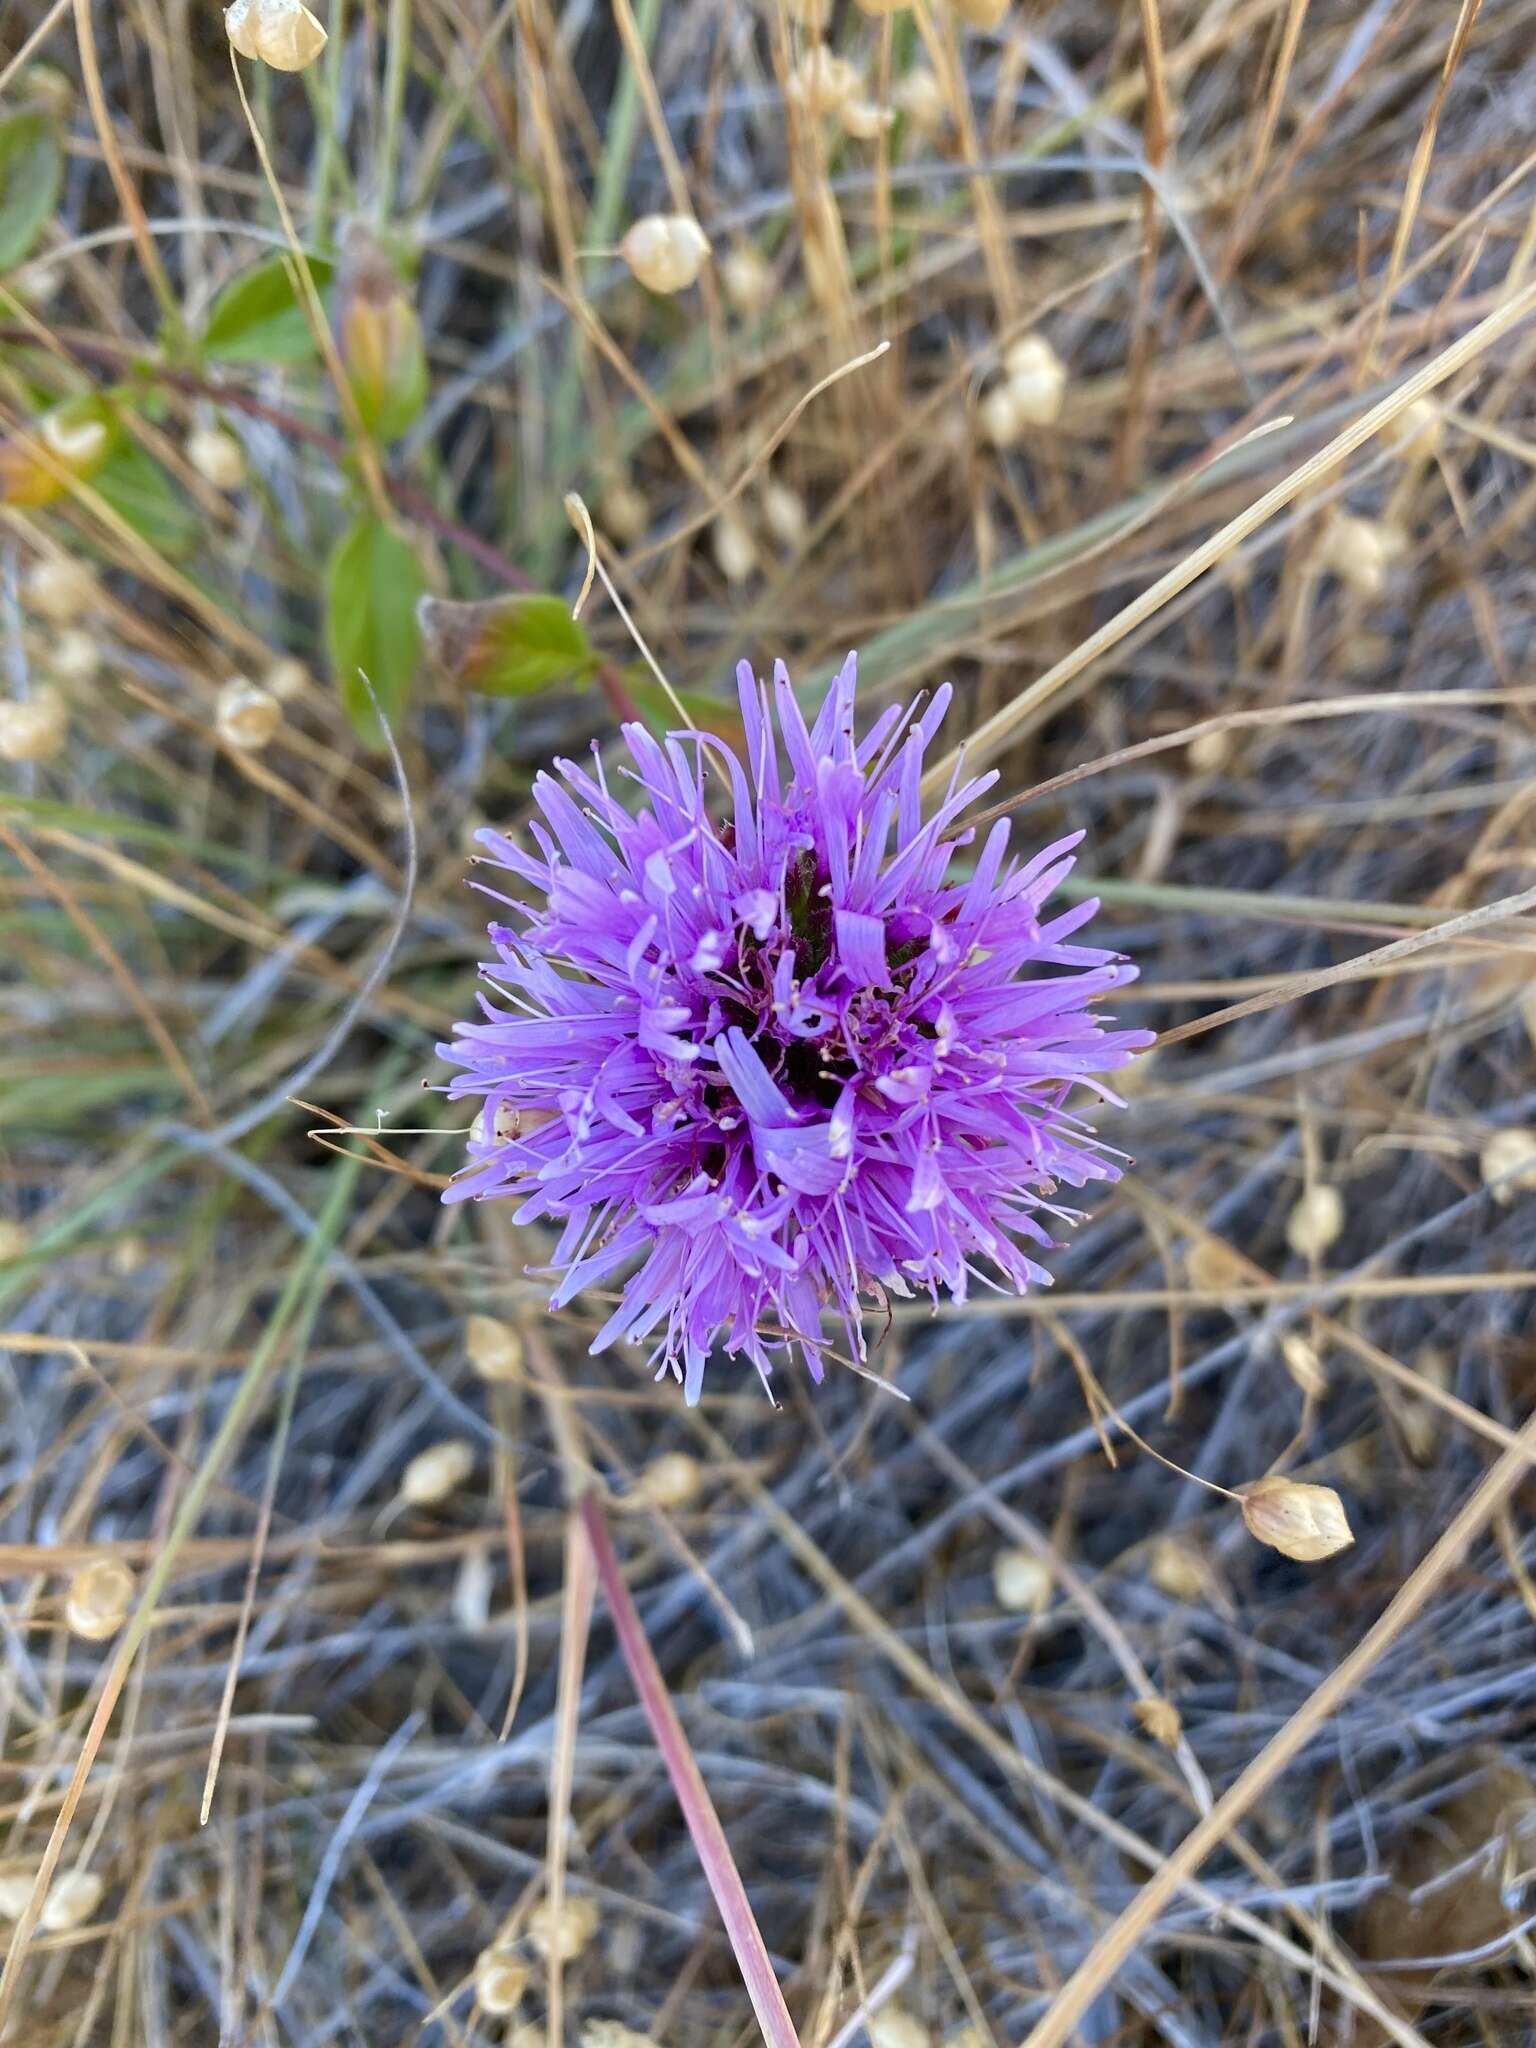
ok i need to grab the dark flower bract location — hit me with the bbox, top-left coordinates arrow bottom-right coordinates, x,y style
442,656 -> 1151,1401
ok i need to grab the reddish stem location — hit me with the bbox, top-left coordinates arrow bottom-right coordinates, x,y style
577,1493 -> 802,2048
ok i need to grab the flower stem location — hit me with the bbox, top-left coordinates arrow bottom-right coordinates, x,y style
577,1494 -> 802,2048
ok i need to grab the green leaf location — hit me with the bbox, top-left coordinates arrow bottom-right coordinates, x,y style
203,252 -> 336,365
91,441 -> 199,557
325,512 -> 425,746
621,666 -> 743,746
419,591 -> 596,698
0,111 -> 62,273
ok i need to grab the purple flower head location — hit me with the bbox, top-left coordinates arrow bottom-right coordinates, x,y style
441,656 -> 1151,1403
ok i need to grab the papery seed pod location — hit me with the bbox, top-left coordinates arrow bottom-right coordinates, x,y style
39,1868 -> 104,1932
337,231 -> 428,441
790,46 -> 860,116
473,1946 -> 528,2016
1,410 -> 110,507
841,96 -> 895,140
991,1547 -> 1051,1614
979,382 -> 1025,448
1479,1126 -> 1536,1204
0,1219 -> 31,1262
1148,1535 -> 1206,1603
1186,1235 -> 1247,1294
762,480 -> 808,550
1280,1331 -> 1328,1400
1382,397 -> 1443,462
528,1892 -> 599,1962
400,1439 -> 475,1508
1239,1476 -> 1353,1562
1002,332 -> 1067,425
869,2009 -> 929,2048
895,67 -> 947,133
949,0 -> 1011,25
598,475 -> 649,545
25,556 -> 98,623
1285,1183 -> 1344,1260
187,425 -> 247,491
621,214 -> 711,294
721,244 -> 773,316
581,2024 -> 654,2048
1320,514 -> 1405,600
264,656 -> 310,701
1132,1695 -> 1183,1746
465,1313 -> 523,1383
631,1451 -> 702,1510
1186,726 -> 1231,772
0,1871 -> 36,1922
52,629 -> 101,685
711,510 -> 759,585
64,1558 -> 136,1642
0,687 -> 68,764
216,677 -> 282,752
225,0 -> 329,71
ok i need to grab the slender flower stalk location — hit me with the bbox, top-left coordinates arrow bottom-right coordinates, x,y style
442,655 -> 1151,1399
579,1495 -> 802,2048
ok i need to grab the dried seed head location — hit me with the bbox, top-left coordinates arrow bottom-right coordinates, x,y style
1285,1183 -> 1344,1260
711,510 -> 759,585
465,1313 -> 523,1383
581,2026 -> 654,2048
790,46 -> 861,116
991,1546 -> 1051,1614
0,1219 -> 31,1262
1002,332 -> 1067,425
1479,1127 -> 1536,1204
263,655 -> 310,701
0,687 -> 69,764
1280,1331 -> 1328,1401
52,629 -> 101,684
1186,726 -> 1231,773
225,0 -> 329,70
1186,1235 -> 1247,1294
949,0 -> 1011,24
1148,1535 -> 1206,1603
599,476 -> 649,545
1382,397 -> 1443,462
1240,1477 -> 1353,1561
0,1871 -> 36,1922
528,1892 -> 599,1962
1132,1695 -> 1183,1747
40,1868 -> 104,1933
841,96 -> 895,140
1321,514 -> 1405,600
631,1451 -> 702,1510
187,425 -> 247,491
896,67 -> 948,134
400,1438 -> 475,1508
621,214 -> 711,294
473,1946 -> 528,2016
762,480 -> 808,550
868,2008 -> 930,2048
721,244 -> 772,316
64,1558 -> 136,1642
979,382 -> 1026,449
216,677 -> 283,752
25,556 -> 98,623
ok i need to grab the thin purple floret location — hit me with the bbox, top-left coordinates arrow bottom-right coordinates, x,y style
439,654 -> 1153,1403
